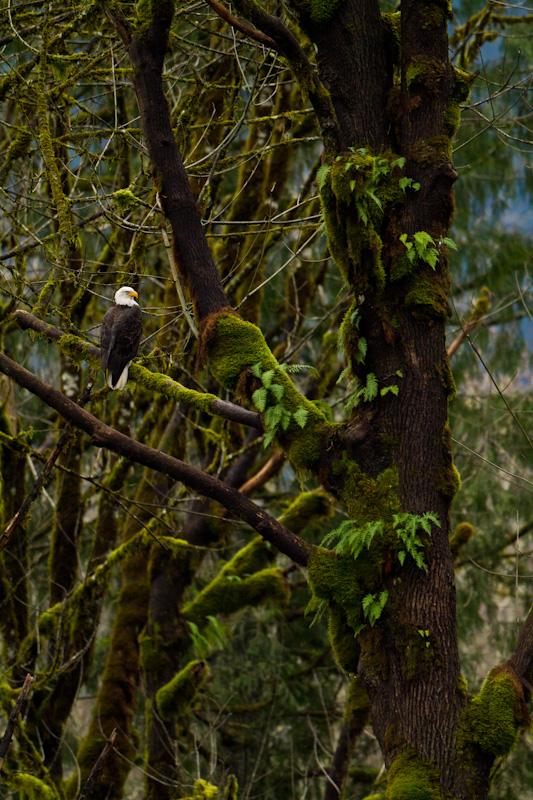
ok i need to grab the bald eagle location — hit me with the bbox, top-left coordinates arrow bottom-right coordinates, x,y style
101,286 -> 143,390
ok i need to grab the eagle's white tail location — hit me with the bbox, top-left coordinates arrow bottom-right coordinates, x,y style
107,362 -> 131,390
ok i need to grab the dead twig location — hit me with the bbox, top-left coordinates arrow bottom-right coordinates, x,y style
75,728 -> 117,800
0,674 -> 34,771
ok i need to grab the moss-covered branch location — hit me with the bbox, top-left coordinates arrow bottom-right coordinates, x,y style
12,310 -> 262,429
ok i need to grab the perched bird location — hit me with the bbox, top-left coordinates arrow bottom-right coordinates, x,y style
100,286 -> 143,390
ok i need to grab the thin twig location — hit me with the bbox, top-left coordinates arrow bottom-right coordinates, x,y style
75,728 -> 117,800
0,674 -> 34,771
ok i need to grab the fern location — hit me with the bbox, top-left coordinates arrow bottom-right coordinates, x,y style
317,163 -> 331,189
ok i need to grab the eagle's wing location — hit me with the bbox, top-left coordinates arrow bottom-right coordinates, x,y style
100,305 -> 119,373
103,306 -> 143,387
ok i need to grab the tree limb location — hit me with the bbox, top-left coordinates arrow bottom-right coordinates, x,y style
75,728 -> 117,800
0,674 -> 34,771
0,353 -> 310,566
205,0 -> 278,50
106,2 -> 229,320
12,310 -> 262,430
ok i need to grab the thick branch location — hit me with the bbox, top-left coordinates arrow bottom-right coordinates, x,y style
0,353 -> 310,566
106,3 -> 229,320
12,310 -> 262,430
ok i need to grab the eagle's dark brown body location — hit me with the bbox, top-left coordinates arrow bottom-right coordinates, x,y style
101,300 -> 143,390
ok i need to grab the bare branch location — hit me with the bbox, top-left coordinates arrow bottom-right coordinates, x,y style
76,728 -> 117,800
0,352 -> 310,565
0,674 -> 34,771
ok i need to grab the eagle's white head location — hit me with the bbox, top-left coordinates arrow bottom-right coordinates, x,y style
114,286 -> 139,307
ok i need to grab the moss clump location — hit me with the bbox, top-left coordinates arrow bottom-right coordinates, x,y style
183,568 -> 289,627
156,659 -> 210,722
201,310 -> 330,472
278,490 -> 334,534
452,66 -> 473,103
202,310 -> 277,390
419,3 -> 449,28
6,773 -> 58,800
449,522 -> 474,558
472,286 -> 492,318
0,128 -> 32,185
386,748 -> 442,800
404,266 -> 450,319
340,459 -> 399,526
307,546 -> 364,670
468,665 -> 530,757
111,188 -> 142,211
443,102 -> 461,137
218,536 -> 275,578
328,604 -> 361,673
319,150 -> 402,294
409,136 -> 452,166
438,423 -> 461,500
405,57 -> 447,95
308,0 -> 340,22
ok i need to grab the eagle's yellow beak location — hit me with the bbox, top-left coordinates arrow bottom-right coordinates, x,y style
130,290 -> 138,299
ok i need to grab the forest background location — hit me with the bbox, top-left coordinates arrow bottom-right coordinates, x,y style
0,0 -> 532,799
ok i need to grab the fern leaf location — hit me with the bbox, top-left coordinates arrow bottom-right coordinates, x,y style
293,407 -> 309,428
252,387 -> 268,412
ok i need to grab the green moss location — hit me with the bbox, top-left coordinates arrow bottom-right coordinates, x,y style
0,128 -> 32,185
111,188 -> 142,211
438,423 -> 461,500
341,459 -> 399,525
383,11 -> 401,48
205,312 -> 277,390
307,546 -> 366,673
449,522 -> 474,558
386,748 -> 442,799
405,57 -> 447,94
278,490 -> 334,534
183,568 -> 289,627
419,3 -> 449,28
472,286 -> 492,318
6,773 -> 59,800
452,66 -> 473,103
468,665 -> 530,757
443,102 -> 461,137
308,0 -> 341,22
139,627 -> 173,675
409,136 -> 452,166
38,603 -> 61,636
218,536 -> 275,577
156,659 -> 210,722
328,604 -> 361,673
345,674 -> 369,726
203,311 -> 330,471
404,266 -> 450,319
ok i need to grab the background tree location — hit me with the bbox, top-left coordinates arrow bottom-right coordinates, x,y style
0,1 -> 531,799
